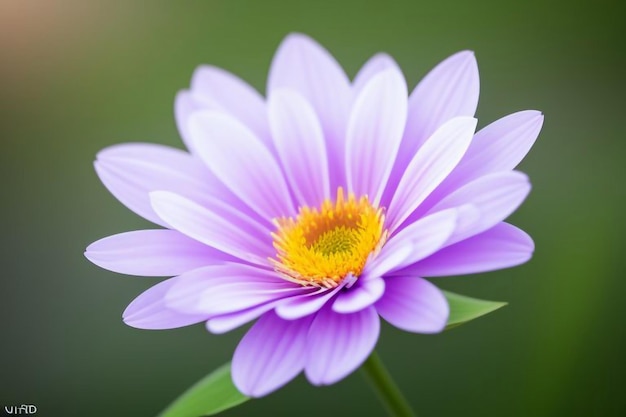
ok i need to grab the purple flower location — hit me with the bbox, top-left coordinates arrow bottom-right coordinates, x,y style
85,34 -> 542,397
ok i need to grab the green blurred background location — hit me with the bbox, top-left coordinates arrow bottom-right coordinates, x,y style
2,0 -> 624,416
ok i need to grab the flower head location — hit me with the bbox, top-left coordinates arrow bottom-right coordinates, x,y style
85,33 -> 542,397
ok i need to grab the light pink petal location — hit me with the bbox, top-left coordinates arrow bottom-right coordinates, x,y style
375,276 -> 448,333
346,68 -> 408,205
387,117 -> 477,231
419,110 -> 543,212
400,222 -> 534,277
150,191 -> 272,266
430,171 -> 531,243
268,89 -> 330,207
85,230 -> 230,277
165,264 -> 308,315
305,306 -> 379,385
275,282 -> 345,320
188,111 -> 295,219
352,53 -> 402,98
268,33 -> 352,189
123,278 -> 208,330
190,65 -> 271,147
95,143 -> 233,227
232,311 -> 313,397
332,277 -> 385,314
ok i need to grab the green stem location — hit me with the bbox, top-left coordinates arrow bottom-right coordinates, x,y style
360,350 -> 417,417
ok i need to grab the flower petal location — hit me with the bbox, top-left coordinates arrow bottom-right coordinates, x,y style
332,277 -> 385,314
150,191 -> 272,266
430,171 -> 531,243
275,283 -> 345,320
305,306 -> 379,385
404,50 -> 479,154
346,68 -> 408,205
387,117 -> 477,231
174,91 -> 204,154
268,33 -> 352,188
188,111 -> 295,219
85,230 -> 230,277
165,264 -> 307,315
371,208 -> 458,276
123,278 -> 208,330
382,51 -> 479,207
95,143 -> 230,227
361,245 -> 413,282
206,301 -> 281,334
449,110 -> 543,185
352,53 -> 401,96
190,65 -> 272,147
400,222 -> 534,277
419,110 -> 543,212
268,89 -> 330,207
375,276 -> 448,333
232,311 -> 313,397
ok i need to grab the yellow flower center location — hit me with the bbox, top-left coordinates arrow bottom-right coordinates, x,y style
270,188 -> 387,288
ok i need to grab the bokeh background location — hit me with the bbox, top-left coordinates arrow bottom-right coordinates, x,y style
2,0 -> 624,416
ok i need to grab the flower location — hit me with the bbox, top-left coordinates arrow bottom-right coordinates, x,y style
85,33 -> 542,397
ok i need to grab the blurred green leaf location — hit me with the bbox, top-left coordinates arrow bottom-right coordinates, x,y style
443,290 -> 507,330
158,362 -> 249,417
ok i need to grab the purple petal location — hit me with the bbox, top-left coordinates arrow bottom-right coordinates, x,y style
352,53 -> 402,103
387,117 -> 477,231
174,91 -> 203,153
382,51 -> 479,207
232,311 -> 313,397
188,111 -> 296,219
375,276 -> 448,333
189,65 -> 272,147
419,110 -> 543,212
404,51 -> 479,156
332,277 -> 385,314
150,191 -> 272,266
206,301 -> 282,334
268,89 -> 330,207
400,222 -> 534,277
430,171 -> 531,243
85,230 -> 230,277
268,33 -> 352,189
304,306 -> 379,385
346,68 -> 408,205
95,143 -> 231,227
275,283 -> 345,320
165,264 -> 307,315
370,208 -> 458,276
447,110 -> 542,185
123,278 -> 208,330
361,245 -> 413,282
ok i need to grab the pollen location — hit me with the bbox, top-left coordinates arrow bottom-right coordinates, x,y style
270,188 -> 387,288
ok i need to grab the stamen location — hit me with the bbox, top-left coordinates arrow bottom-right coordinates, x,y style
270,187 -> 387,288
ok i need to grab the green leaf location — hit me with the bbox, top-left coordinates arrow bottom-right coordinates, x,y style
443,290 -> 507,330
158,362 -> 249,417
